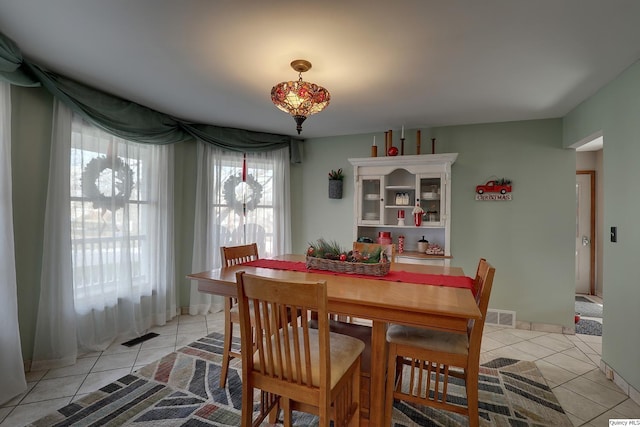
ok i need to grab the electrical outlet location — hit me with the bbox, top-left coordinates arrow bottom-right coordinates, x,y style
611,226 -> 617,243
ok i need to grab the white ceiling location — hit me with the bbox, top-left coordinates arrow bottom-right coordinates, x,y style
1,0 -> 639,139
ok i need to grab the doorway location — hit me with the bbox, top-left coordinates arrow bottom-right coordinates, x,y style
575,171 -> 595,295
573,135 -> 604,336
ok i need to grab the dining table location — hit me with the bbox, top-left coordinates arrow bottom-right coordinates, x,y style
187,254 -> 481,427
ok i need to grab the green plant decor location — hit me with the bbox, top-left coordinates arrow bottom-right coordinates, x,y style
306,238 -> 385,263
328,168 -> 344,180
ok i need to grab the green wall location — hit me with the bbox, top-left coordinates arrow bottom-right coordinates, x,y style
564,59 -> 640,392
290,134 -> 369,252
293,120 -> 576,327
434,120 -> 575,325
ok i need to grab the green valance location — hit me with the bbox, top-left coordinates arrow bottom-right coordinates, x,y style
0,31 -> 40,87
0,31 -> 300,161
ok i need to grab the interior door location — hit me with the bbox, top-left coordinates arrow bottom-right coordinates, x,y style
575,172 -> 594,294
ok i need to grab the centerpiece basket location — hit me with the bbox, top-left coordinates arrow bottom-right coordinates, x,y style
305,238 -> 391,276
305,256 -> 390,276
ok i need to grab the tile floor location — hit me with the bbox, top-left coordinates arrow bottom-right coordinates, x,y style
1,309 -> 638,426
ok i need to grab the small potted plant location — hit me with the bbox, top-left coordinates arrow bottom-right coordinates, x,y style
328,168 -> 344,199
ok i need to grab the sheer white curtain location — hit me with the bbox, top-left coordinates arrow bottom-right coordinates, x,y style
0,82 -> 28,403
33,102 -> 176,369
32,101 -> 76,370
189,143 -> 291,314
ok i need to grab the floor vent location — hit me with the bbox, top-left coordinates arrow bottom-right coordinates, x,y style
122,332 -> 159,347
485,309 -> 516,328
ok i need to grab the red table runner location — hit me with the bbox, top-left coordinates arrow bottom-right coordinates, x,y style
242,259 -> 475,293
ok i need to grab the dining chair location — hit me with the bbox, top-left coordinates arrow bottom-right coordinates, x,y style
219,243 -> 259,387
352,242 -> 396,264
383,258 -> 495,427
236,271 -> 364,427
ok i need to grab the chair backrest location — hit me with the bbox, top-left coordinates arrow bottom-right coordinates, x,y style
235,271 -> 330,394
352,242 -> 396,264
220,243 -> 259,267
468,258 -> 495,362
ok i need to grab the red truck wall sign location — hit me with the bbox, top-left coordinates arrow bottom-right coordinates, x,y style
475,179 -> 513,201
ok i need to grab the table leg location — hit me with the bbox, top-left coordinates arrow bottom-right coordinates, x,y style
368,320 -> 388,427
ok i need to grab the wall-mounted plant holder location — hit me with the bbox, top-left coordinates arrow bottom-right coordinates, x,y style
328,168 -> 344,199
329,179 -> 343,199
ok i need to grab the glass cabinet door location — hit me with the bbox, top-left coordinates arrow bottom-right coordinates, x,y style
418,175 -> 444,225
360,177 -> 382,224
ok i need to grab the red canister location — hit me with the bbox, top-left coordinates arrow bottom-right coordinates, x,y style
377,231 -> 392,245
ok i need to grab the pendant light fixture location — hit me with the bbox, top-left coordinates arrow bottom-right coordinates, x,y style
270,59 -> 331,134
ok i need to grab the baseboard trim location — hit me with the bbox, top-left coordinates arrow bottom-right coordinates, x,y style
601,360 -> 640,407
514,320 -> 572,334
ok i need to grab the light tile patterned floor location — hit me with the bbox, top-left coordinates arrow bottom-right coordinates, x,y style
1,312 -> 638,426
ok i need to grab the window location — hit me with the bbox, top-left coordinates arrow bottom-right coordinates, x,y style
212,152 -> 277,257
189,144 -> 289,315
69,116 -> 173,314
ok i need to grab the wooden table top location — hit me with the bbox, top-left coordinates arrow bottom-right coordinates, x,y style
188,254 -> 481,327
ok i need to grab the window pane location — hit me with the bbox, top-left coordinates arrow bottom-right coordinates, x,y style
70,118 -> 153,308
214,155 -> 275,257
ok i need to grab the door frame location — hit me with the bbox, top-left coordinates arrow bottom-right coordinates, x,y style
576,170 -> 596,295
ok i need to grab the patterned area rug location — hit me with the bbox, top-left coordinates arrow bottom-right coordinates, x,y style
575,296 -> 603,318
576,319 -> 603,336
28,333 -> 572,426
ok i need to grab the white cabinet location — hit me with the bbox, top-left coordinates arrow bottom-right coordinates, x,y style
349,154 -> 457,266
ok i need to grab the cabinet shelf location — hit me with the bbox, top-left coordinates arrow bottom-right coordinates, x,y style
396,251 -> 453,260
356,223 -> 444,229
386,185 -> 415,190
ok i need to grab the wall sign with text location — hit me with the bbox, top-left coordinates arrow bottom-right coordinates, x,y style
475,178 -> 512,201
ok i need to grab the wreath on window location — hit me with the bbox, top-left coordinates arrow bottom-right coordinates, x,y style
82,155 -> 134,211
223,173 -> 263,215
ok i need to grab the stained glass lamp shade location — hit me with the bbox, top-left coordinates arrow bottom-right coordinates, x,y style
271,60 -> 331,134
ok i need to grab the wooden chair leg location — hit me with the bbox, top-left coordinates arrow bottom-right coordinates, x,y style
241,382 -> 253,427
319,403 -> 330,427
384,343 -> 398,427
219,316 -> 233,388
466,367 -> 480,427
348,360 -> 361,427
282,398 -> 292,427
